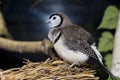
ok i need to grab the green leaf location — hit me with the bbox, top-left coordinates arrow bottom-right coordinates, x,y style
104,53 -> 112,69
107,77 -> 120,80
98,5 -> 118,29
98,31 -> 114,52
116,77 -> 120,80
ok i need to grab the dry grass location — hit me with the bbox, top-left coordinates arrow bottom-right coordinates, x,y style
0,59 -> 99,80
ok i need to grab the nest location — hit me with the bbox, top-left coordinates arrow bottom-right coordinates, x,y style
0,58 -> 99,80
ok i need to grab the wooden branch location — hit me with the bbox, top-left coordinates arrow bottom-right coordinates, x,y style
111,9 -> 120,77
0,37 -> 53,54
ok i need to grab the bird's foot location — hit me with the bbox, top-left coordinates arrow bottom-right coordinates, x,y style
67,62 -> 79,70
68,63 -> 76,69
67,62 -> 79,75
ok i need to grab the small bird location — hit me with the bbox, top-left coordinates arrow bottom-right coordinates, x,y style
46,12 -> 116,80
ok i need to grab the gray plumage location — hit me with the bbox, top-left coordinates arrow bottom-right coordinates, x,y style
50,25 -> 98,61
47,12 -> 116,80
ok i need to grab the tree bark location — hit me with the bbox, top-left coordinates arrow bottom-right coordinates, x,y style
111,9 -> 120,77
0,38 -> 52,54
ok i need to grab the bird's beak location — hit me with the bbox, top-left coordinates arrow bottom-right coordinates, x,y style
45,19 -> 51,23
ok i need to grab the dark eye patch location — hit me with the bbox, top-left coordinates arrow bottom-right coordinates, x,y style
53,17 -> 56,20
49,13 -> 63,27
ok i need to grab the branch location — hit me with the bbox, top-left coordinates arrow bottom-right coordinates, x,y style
0,37 -> 53,54
111,9 -> 120,77
0,12 -> 53,54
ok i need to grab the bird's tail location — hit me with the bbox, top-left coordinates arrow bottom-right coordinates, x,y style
98,63 -> 116,80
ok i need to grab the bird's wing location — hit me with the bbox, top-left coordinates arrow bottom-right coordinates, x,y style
62,25 -> 103,64
64,38 -> 99,60
62,25 -> 95,45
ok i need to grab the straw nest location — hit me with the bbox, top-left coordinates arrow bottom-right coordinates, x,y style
0,58 -> 99,80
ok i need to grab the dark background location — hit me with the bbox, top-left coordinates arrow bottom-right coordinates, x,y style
0,0 -> 120,69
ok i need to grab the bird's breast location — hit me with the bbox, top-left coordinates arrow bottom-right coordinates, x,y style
54,37 -> 89,64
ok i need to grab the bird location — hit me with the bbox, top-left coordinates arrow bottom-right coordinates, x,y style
46,12 -> 116,80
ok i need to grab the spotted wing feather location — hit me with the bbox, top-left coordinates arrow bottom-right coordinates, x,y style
61,25 -> 99,61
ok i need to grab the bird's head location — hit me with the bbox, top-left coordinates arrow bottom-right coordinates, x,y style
46,12 -> 72,28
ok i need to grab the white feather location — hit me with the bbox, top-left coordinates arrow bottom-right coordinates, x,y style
54,36 -> 88,64
91,44 -> 103,64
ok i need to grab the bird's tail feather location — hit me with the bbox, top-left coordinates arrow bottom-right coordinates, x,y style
99,63 -> 116,80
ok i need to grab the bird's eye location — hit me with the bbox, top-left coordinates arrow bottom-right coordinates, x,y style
53,17 -> 56,20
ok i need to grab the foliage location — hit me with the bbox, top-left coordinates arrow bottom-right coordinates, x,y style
98,31 -> 114,52
107,77 -> 120,80
97,5 -> 119,79
98,5 -> 118,54
98,6 -> 118,29
104,53 -> 112,69
98,5 -> 118,52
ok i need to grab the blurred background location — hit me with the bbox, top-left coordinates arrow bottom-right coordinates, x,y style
0,0 -> 120,70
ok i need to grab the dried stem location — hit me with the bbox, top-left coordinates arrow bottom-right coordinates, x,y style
0,59 -> 99,80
